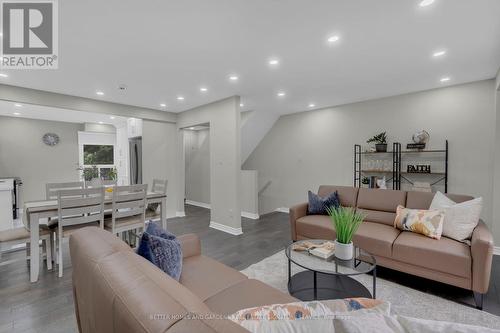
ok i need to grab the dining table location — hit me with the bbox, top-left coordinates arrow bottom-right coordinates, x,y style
23,191 -> 167,283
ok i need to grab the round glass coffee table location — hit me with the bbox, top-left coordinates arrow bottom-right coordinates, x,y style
286,240 -> 377,301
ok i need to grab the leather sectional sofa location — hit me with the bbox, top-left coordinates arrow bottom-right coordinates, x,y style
290,185 -> 494,309
69,227 -> 296,333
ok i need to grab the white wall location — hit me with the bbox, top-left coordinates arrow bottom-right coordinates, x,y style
184,129 -> 210,205
183,128 -> 259,218
244,80 -> 497,236
142,120 -> 178,218
493,69 -> 500,243
176,97 -> 242,234
0,116 -> 81,204
84,123 -> 116,133
241,170 -> 259,218
241,109 -> 279,164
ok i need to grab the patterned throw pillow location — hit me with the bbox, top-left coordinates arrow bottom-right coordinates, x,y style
307,190 -> 340,215
137,222 -> 183,280
394,205 -> 445,239
229,298 -> 389,333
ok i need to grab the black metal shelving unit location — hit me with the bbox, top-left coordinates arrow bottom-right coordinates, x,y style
354,140 -> 448,192
393,142 -> 402,190
354,144 -> 362,188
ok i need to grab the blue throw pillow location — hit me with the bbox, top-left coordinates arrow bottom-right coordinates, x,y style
307,190 -> 340,215
137,223 -> 183,281
145,220 -> 176,240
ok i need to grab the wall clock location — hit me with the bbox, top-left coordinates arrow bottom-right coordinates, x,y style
42,133 -> 60,146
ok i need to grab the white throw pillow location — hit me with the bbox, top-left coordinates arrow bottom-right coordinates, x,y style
429,191 -> 482,242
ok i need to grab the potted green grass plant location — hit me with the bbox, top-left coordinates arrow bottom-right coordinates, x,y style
367,132 -> 388,152
326,206 -> 365,260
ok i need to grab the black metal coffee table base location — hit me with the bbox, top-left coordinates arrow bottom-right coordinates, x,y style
288,270 -> 374,301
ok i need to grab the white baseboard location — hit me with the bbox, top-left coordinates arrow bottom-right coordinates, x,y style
186,201 -> 259,219
241,211 -> 259,219
176,211 -> 186,217
185,200 -> 211,209
209,221 -> 243,236
494,246 -> 500,256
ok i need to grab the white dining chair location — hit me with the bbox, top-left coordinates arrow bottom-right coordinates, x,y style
0,227 -> 52,270
152,179 -> 168,194
44,181 -> 85,263
56,187 -> 105,277
146,179 -> 167,220
86,179 -> 117,188
46,181 -> 85,200
45,181 -> 85,228
105,184 -> 147,244
86,179 -> 117,217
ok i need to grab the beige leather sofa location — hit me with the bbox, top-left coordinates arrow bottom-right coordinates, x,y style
290,186 -> 494,309
69,227 -> 295,333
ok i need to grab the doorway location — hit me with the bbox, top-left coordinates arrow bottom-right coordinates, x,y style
183,124 -> 210,216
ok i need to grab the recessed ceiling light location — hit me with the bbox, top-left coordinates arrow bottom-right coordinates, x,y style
13,112 -> 21,116
98,121 -> 104,124
308,103 -> 316,108
440,77 -> 451,83
277,92 -> 286,97
14,103 -> 22,107
177,96 -> 185,101
0,73 -> 8,78
433,50 -> 446,57
327,35 -> 340,43
189,127 -> 195,130
160,103 -> 167,107
419,0 -> 435,7
96,91 -> 104,96
240,103 -> 244,107
110,116 -> 115,120
268,59 -> 279,66
200,87 -> 208,92
229,75 -> 239,81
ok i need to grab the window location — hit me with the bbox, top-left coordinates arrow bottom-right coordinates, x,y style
82,145 -> 115,181
84,145 -> 114,165
78,131 -> 117,182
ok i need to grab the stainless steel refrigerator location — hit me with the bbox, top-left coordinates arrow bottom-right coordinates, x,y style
129,137 -> 142,185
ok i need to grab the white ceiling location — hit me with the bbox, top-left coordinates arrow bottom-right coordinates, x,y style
0,100 -> 128,126
0,0 -> 499,117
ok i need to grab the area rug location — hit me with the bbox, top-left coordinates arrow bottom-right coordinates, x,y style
241,250 -> 500,330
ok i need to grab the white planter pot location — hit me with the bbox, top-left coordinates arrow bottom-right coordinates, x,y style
335,240 -> 354,260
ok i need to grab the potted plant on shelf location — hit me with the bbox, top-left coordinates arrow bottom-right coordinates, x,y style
76,165 -> 99,182
367,132 -> 388,152
108,167 -> 118,181
326,206 -> 364,260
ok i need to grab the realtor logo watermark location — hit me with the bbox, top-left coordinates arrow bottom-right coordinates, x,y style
1,0 -> 58,69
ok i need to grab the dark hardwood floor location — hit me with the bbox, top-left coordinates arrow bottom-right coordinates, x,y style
0,204 -> 499,332
168,205 -> 292,270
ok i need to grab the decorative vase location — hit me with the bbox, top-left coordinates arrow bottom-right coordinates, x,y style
334,240 -> 353,260
375,143 -> 388,152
